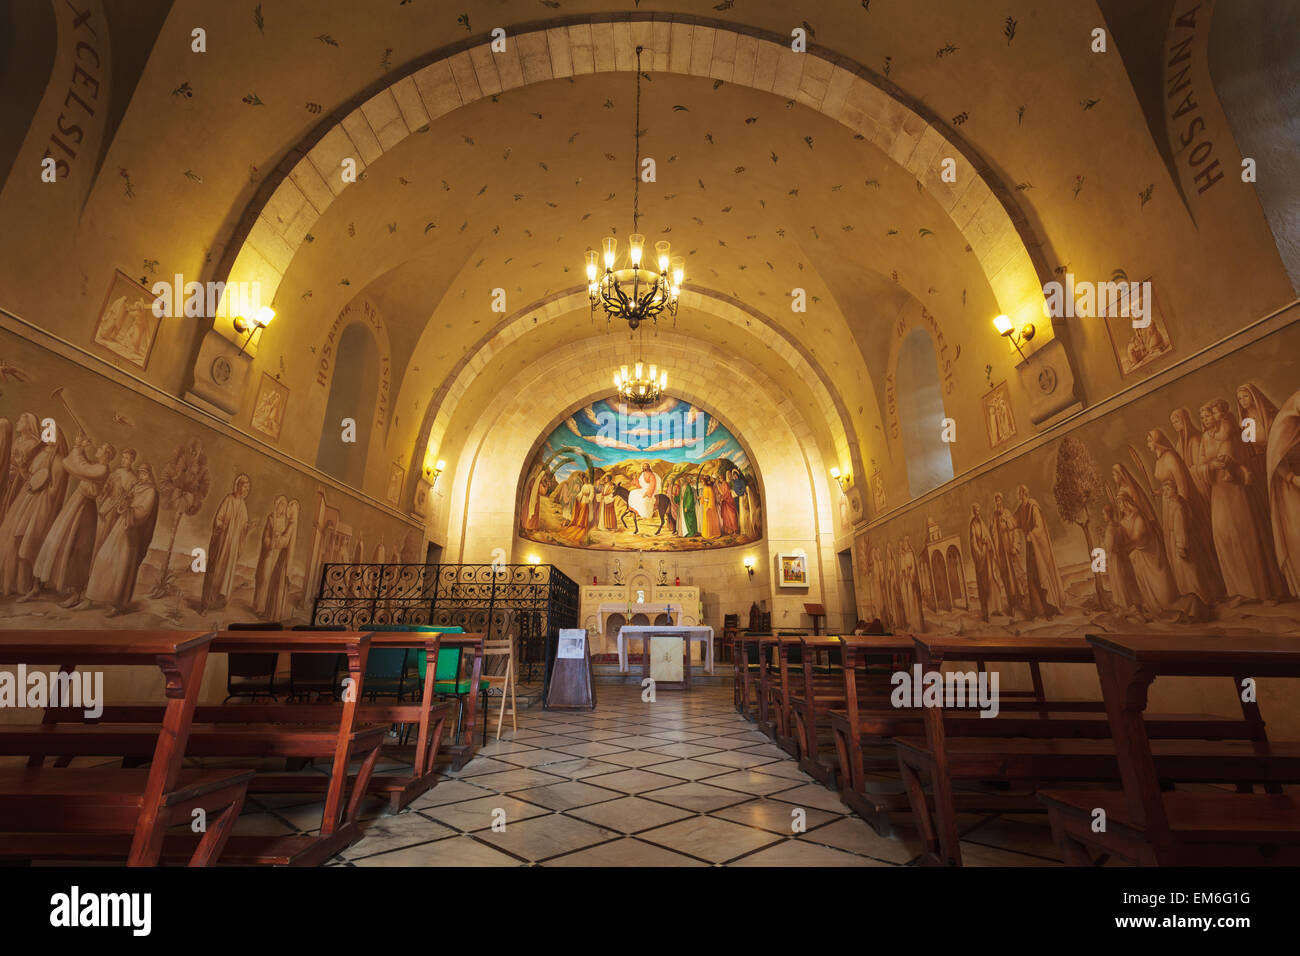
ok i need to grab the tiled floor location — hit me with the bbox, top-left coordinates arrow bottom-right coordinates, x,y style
237,682 -> 1072,866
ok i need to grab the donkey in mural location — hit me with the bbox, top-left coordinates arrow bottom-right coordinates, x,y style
613,483 -> 674,536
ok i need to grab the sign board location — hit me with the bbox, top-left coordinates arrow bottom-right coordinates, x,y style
545,628 -> 596,711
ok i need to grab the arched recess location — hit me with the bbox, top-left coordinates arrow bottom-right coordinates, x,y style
316,322 -> 379,488
402,286 -> 867,517
209,15 -> 1054,372
427,330 -> 831,562
896,328 -> 955,499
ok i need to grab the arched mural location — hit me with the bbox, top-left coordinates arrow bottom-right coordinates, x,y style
519,397 -> 762,552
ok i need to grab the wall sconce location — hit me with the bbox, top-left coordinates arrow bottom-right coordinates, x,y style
233,306 -> 275,356
829,467 -> 851,494
743,555 -> 755,578
993,313 -> 1035,362
527,554 -> 541,565
424,458 -> 446,485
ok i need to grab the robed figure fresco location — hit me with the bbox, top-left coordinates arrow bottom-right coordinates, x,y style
989,492 -> 1026,617
1013,484 -> 1066,618
1267,387 -> 1300,597
898,539 -> 926,634
0,413 -> 42,516
967,503 -> 1006,621
1170,407 -> 1210,502
29,436 -> 116,606
1198,400 -> 1288,602
82,463 -> 159,616
1100,502 -> 1142,611
0,427 -> 69,597
254,495 -> 298,619
1147,429 -> 1223,605
200,473 -> 251,613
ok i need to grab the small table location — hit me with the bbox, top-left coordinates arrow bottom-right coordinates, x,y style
617,625 -> 715,690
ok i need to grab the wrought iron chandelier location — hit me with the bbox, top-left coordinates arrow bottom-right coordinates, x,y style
584,46 -> 684,331
613,330 -> 667,407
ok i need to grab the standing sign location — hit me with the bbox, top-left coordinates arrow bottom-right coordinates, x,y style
545,629 -> 596,711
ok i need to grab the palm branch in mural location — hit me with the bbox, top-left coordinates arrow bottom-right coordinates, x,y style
150,439 -> 212,597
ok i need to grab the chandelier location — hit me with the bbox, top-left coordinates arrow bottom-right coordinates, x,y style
613,330 -> 667,407
584,46 -> 684,331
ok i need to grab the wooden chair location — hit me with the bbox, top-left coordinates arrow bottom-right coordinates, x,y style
721,614 -> 739,665
225,621 -> 281,701
482,631 -> 518,742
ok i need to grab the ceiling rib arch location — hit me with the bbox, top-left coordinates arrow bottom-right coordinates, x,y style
210,14 -> 1052,370
402,285 -> 863,515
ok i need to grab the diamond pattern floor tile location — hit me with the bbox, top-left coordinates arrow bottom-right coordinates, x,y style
312,683 -> 1071,867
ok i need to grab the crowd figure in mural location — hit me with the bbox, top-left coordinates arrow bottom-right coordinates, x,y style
529,459 -> 761,549
0,404 -> 404,623
864,380 -> 1300,631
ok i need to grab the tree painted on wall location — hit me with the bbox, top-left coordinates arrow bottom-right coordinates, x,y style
1052,435 -> 1108,609
150,439 -> 212,597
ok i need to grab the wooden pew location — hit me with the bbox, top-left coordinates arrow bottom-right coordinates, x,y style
734,633 -> 767,722
8,629 -> 384,866
769,634 -> 812,756
828,634 -> 919,834
895,633 -> 1298,866
0,629 -> 252,867
1041,632 -> 1300,866
789,635 -> 847,787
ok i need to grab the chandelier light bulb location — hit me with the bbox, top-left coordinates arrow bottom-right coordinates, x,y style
671,256 -> 685,286
603,236 -> 618,270
660,371 -> 667,389
628,233 -> 644,267
635,361 -> 643,379
585,250 -> 599,281
648,364 -> 657,381
655,240 -> 671,272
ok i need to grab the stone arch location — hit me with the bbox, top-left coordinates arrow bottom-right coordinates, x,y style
211,14 -> 1053,392
404,286 -> 866,517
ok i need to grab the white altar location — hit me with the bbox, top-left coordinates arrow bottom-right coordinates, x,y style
580,560 -> 702,661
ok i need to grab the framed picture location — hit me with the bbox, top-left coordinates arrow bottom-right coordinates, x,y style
386,463 -> 404,505
1104,277 -> 1174,378
777,552 -> 808,588
982,381 -> 1017,449
249,372 -> 289,441
92,270 -> 162,370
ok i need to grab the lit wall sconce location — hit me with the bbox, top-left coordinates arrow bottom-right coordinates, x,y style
993,313 -> 1035,362
527,554 -> 541,565
743,555 -> 755,578
829,466 -> 851,494
424,458 -> 446,485
233,306 -> 275,355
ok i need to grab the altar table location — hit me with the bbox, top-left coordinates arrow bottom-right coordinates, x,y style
616,625 -> 716,682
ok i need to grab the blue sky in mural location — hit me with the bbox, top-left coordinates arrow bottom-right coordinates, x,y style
543,397 -> 750,481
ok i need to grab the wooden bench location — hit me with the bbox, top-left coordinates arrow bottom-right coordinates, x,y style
0,629 -> 252,866
895,633 -> 1287,866
767,634 -> 814,756
1040,632 -> 1300,866
0,767 -> 252,867
789,635 -> 851,787
733,633 -> 768,721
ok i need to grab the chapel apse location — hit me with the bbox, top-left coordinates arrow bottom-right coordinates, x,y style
519,397 -> 762,553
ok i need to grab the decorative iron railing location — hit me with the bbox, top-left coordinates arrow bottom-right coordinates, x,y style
311,563 -> 579,676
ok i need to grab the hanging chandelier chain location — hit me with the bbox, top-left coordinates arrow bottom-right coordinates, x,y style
632,46 -> 642,235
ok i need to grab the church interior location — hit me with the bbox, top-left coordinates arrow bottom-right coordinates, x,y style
2,0 -> 1300,883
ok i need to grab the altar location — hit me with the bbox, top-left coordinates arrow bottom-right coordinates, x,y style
616,625 -> 716,690
579,560 -> 702,663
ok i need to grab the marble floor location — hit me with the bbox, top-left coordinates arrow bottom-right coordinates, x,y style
241,682 -> 1070,867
